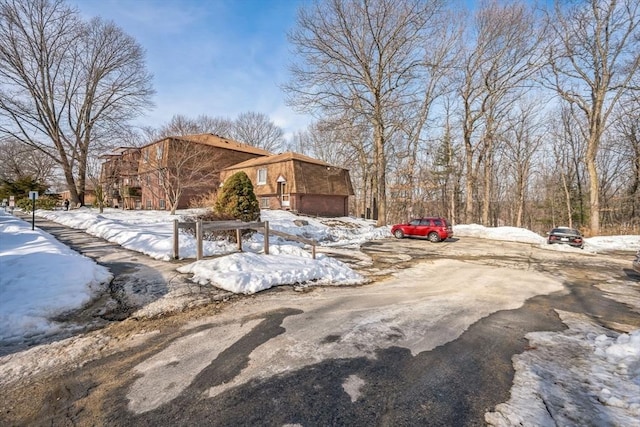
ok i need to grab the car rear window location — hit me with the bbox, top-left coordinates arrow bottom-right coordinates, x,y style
420,219 -> 431,226
553,228 -> 580,235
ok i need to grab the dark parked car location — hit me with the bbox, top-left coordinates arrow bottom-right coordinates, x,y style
391,217 -> 453,242
547,227 -> 584,249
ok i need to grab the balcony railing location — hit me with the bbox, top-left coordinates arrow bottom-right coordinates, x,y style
121,186 -> 141,197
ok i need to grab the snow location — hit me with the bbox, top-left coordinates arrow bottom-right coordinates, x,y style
454,224 -> 547,245
177,251 -> 363,295
1,206 -> 639,425
485,312 -> 640,426
454,223 -> 639,252
0,210 -> 112,344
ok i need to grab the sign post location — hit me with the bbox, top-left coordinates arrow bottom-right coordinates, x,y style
28,191 -> 38,230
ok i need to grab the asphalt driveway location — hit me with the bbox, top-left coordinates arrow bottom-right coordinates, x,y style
1,225 -> 638,426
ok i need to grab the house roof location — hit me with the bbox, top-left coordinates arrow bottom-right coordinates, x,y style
142,133 -> 272,157
99,146 -> 140,158
222,151 -> 339,171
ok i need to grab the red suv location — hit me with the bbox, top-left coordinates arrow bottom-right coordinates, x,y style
391,217 -> 453,242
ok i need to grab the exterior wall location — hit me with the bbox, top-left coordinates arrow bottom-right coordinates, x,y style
297,194 -> 349,217
137,138 -> 267,210
223,161 -> 353,197
59,190 -> 96,207
100,149 -> 141,209
222,160 -> 352,217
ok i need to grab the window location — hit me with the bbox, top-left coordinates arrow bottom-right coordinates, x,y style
257,168 -> 267,185
143,150 -> 149,162
159,199 -> 165,209
260,197 -> 270,208
158,171 -> 164,186
156,145 -> 163,160
146,200 -> 152,209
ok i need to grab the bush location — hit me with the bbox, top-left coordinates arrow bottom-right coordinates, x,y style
215,172 -> 260,222
182,209 -> 239,240
188,191 -> 218,209
16,195 -> 58,212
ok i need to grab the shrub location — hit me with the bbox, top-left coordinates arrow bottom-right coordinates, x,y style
185,209 -> 238,240
188,191 -> 218,209
215,172 -> 260,222
16,195 -> 58,212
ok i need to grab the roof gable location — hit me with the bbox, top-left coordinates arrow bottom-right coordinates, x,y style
142,133 -> 271,157
223,151 -> 339,170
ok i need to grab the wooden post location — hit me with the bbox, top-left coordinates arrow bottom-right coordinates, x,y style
196,219 -> 203,260
236,228 -> 242,252
264,221 -> 269,255
173,219 -> 179,259
312,244 -> 316,259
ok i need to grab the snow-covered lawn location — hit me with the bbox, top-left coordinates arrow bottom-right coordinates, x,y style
1,207 -> 639,424
0,210 -> 112,343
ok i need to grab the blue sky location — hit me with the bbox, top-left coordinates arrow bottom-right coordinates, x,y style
75,0 -> 310,139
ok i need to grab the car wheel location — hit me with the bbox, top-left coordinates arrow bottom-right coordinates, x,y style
394,229 -> 404,239
428,232 -> 441,243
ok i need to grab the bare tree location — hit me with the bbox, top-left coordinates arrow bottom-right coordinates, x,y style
544,0 -> 640,234
614,98 -> 640,225
0,138 -> 57,183
292,118 -> 373,217
0,0 -> 154,206
143,114 -> 234,142
391,7 -> 461,222
230,111 -> 284,153
141,140 -> 221,214
286,0 -> 445,226
502,101 -> 544,227
459,0 -> 545,224
544,104 -> 588,229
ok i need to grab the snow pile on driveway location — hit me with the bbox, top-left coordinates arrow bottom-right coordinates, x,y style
454,224 -> 546,244
455,223 -> 640,253
178,250 -> 364,294
486,311 -> 640,426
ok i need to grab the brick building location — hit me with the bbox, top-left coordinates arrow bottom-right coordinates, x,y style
100,134 -> 354,217
220,152 -> 354,217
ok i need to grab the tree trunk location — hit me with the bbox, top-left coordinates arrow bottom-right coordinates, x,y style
561,171 -> 573,228
481,147 -> 493,226
377,151 -> 386,226
586,138 -> 600,234
463,130 -> 475,224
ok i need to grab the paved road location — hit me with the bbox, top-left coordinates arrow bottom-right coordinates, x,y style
1,222 -> 638,426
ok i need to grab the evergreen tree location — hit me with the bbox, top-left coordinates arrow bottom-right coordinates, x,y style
215,172 -> 260,222
0,176 -> 47,201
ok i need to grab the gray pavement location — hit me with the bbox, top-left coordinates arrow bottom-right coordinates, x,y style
3,214 -> 640,426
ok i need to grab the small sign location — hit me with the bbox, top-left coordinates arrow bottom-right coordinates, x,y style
29,191 -> 39,200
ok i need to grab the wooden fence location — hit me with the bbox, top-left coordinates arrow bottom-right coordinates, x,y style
173,219 -> 317,260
